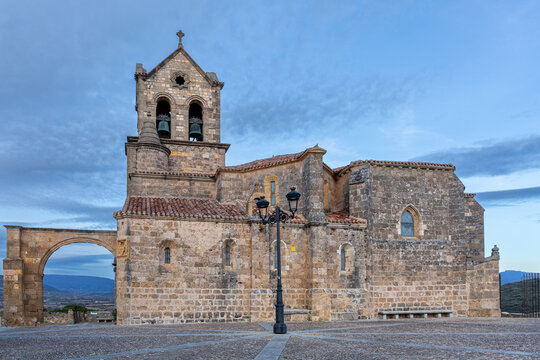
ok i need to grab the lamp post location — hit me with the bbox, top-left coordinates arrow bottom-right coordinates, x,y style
256,187 -> 301,334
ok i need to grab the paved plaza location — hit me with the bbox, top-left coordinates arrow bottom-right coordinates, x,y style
0,318 -> 539,359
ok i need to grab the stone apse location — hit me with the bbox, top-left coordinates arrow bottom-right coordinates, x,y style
3,226 -> 117,326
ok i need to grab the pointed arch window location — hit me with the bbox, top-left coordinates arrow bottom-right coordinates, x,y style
340,248 -> 346,271
164,247 -> 171,264
400,207 -> 421,238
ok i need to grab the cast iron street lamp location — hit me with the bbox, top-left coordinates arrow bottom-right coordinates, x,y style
256,187 -> 301,334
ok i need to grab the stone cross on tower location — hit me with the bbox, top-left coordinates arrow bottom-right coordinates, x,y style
176,30 -> 185,48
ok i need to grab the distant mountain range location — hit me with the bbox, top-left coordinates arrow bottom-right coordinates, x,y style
500,270 -> 532,285
0,274 -> 114,296
43,275 -> 114,294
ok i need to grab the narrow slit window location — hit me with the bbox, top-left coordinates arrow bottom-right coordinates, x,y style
225,245 -> 231,266
323,179 -> 329,211
164,247 -> 171,264
274,246 -> 278,269
401,211 -> 414,237
270,181 -> 276,206
341,248 -> 346,271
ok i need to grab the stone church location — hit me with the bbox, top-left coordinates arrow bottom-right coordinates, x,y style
3,31 -> 500,326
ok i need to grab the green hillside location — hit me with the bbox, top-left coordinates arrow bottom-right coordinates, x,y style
501,280 -> 522,313
501,279 -> 539,314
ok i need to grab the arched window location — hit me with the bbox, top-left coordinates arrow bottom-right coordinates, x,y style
223,239 -> 235,268
188,102 -> 203,141
339,244 -> 354,273
156,100 -> 171,139
225,244 -> 231,267
401,211 -> 414,237
164,247 -> 171,264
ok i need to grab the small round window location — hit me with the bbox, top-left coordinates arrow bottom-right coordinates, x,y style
175,76 -> 185,86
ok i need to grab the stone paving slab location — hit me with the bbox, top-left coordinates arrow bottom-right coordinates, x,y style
0,318 -> 538,359
281,335 -> 538,360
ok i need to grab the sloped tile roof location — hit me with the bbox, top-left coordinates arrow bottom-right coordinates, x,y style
325,211 -> 367,225
114,197 -> 247,220
223,152 -> 304,172
115,197 -> 366,225
131,170 -> 216,178
221,145 -> 327,173
334,160 -> 455,175
464,193 -> 476,198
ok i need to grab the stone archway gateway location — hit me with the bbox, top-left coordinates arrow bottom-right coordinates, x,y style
3,226 -> 117,326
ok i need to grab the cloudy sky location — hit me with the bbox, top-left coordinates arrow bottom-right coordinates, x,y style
1,1 -> 539,279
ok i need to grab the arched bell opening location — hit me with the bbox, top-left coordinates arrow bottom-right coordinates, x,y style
188,101 -> 203,141
156,100 -> 171,139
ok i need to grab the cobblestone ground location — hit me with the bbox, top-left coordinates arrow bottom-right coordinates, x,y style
0,318 -> 539,359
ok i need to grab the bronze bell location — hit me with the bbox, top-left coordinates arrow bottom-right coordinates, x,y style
157,115 -> 170,137
157,120 -> 170,136
189,123 -> 203,141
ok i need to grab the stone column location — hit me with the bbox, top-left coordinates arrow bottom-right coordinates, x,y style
3,226 -> 25,326
299,147 -> 332,321
114,217 -> 131,325
307,225 -> 331,321
301,146 -> 326,223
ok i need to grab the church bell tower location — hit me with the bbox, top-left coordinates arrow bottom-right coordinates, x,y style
125,30 -> 230,198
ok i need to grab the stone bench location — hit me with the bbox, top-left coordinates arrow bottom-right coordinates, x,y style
379,309 -> 454,319
97,317 -> 115,323
284,309 -> 310,322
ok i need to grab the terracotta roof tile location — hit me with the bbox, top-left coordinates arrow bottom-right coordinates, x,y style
332,165 -> 347,174
131,170 -> 215,178
464,193 -> 476,198
115,197 -> 247,220
334,160 -> 455,175
326,211 -> 366,225
223,152 -> 304,172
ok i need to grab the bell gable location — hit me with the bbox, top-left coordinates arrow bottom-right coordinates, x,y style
134,30 -> 223,143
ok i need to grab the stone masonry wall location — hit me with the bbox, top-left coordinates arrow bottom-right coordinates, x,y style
165,142 -> 226,174
465,196 -> 485,261
352,165 -> 499,318
128,175 -> 216,199
117,218 -> 252,324
467,256 -> 501,317
43,310 -> 74,325
218,161 -> 304,212
367,238 -> 470,316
